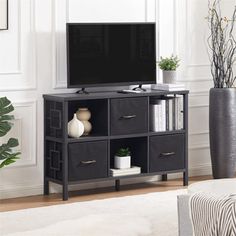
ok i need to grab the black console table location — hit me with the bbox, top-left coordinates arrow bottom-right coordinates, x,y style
43,89 -> 189,200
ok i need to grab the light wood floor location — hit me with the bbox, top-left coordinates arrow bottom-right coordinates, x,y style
0,175 -> 211,212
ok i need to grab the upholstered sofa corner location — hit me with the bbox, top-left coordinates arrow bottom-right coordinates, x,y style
177,194 -> 193,236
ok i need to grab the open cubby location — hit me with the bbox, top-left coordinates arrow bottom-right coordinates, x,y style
110,137 -> 148,173
149,95 -> 184,133
44,90 -> 189,200
68,99 -> 109,137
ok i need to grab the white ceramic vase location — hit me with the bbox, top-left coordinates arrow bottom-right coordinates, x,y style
76,108 -> 92,136
162,70 -> 177,84
68,113 -> 84,138
114,155 -> 131,169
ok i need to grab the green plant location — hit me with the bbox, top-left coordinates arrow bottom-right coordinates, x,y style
115,147 -> 131,157
158,55 -> 180,71
0,97 -> 20,168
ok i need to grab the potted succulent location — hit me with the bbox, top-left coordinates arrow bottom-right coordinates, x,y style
158,55 -> 180,84
0,97 -> 20,168
207,0 -> 236,178
114,147 -> 131,169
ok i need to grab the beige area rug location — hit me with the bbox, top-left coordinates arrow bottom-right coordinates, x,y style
0,189 -> 187,236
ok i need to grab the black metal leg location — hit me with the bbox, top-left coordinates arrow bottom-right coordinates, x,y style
62,184 -> 68,201
44,179 -> 49,195
183,94 -> 189,187
162,174 -> 167,181
115,179 -> 120,191
183,172 -> 188,186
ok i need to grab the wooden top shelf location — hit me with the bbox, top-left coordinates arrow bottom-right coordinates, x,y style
43,89 -> 189,101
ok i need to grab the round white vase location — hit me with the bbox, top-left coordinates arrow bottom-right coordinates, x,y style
68,113 -> 84,138
162,70 -> 177,84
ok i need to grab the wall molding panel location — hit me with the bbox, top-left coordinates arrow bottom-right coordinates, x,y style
189,104 -> 209,109
0,0 -> 21,75
52,0 -> 68,89
189,130 -> 209,136
0,100 -> 37,169
189,91 -> 209,96
189,144 -> 209,150
0,0 -> 37,91
187,64 -> 211,68
178,77 -> 212,83
9,100 -> 37,168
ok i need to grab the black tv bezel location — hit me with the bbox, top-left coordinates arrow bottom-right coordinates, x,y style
66,22 -> 156,89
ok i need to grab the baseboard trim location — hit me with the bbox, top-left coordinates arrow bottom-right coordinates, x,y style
0,184 -> 43,200
0,164 -> 212,200
189,164 -> 212,177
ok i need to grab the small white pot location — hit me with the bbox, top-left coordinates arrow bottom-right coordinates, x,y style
114,155 -> 131,169
162,70 -> 177,84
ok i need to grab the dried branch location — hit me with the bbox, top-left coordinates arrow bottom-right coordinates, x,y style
207,0 -> 236,88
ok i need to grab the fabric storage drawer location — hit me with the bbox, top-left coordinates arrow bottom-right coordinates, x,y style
149,134 -> 185,172
68,141 -> 108,181
110,97 -> 148,135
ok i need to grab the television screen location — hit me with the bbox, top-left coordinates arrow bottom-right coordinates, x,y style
67,23 -> 156,88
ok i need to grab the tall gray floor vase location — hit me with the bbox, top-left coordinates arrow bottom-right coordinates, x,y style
209,88 -> 236,178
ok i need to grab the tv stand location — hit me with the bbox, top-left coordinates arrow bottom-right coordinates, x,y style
76,88 -> 89,94
43,90 -> 189,200
132,84 -> 146,92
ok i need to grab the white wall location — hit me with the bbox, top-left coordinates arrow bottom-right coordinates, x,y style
176,0 -> 213,175
0,0 -> 222,199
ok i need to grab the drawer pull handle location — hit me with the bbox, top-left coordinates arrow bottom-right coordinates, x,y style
159,152 -> 175,158
120,115 -> 137,120
80,160 -> 97,165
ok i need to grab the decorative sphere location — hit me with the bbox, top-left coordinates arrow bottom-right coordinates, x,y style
76,108 -> 91,121
81,120 -> 92,136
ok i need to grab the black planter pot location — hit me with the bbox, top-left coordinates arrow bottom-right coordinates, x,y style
209,88 -> 236,178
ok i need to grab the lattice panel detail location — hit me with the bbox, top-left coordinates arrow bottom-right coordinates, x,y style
45,101 -> 63,138
46,141 -> 63,180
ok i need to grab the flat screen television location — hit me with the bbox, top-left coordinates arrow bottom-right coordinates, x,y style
66,23 -> 156,88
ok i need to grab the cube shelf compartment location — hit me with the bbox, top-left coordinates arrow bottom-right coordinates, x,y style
110,137 -> 148,173
68,99 -> 108,137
